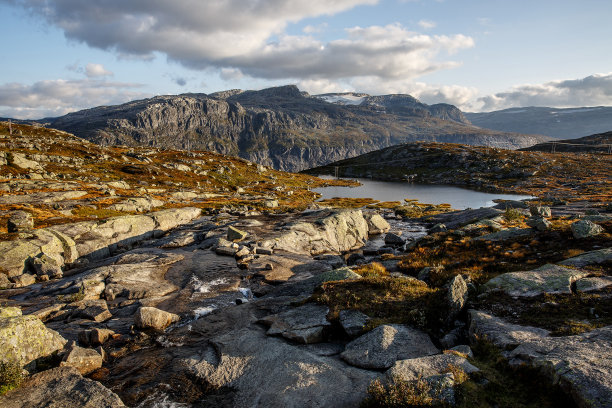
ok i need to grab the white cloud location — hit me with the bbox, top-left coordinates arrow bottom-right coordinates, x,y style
0,79 -> 149,119
9,1 -> 472,83
85,63 -> 113,77
417,19 -> 436,29
477,73 -> 612,111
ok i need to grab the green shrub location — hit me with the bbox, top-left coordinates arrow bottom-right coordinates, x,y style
504,207 -> 523,222
361,377 -> 447,407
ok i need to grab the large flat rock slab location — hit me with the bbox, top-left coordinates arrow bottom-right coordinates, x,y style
183,328 -> 377,408
340,324 -> 439,369
560,248 -> 612,268
482,264 -> 590,297
259,303 -> 331,344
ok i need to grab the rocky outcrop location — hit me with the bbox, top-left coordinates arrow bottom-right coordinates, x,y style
260,210 -> 369,255
0,367 -> 126,407
0,208 -> 201,284
183,328 -> 377,408
469,310 -> 612,408
0,307 -> 67,367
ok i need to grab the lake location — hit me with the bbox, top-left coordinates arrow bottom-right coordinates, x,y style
313,177 -> 533,210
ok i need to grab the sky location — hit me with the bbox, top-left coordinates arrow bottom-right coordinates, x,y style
1,0 -> 611,119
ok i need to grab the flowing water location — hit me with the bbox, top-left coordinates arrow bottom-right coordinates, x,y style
313,177 -> 532,210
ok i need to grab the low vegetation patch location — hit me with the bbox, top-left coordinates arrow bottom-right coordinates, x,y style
0,361 -> 23,396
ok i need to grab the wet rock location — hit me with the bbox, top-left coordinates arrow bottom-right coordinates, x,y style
184,328 -> 376,407
571,219 -> 604,239
7,210 -> 33,233
447,275 -> 468,319
575,276 -> 612,293
260,210 -> 368,255
530,206 -> 551,218
134,306 -> 179,331
260,304 -> 331,344
0,307 -> 67,367
227,225 -> 248,241
384,232 -> 405,245
482,264 -> 589,297
364,212 -> 390,235
526,215 -> 552,231
476,227 -> 534,241
341,324 -> 439,369
0,366 -> 126,407
560,248 -> 612,268
60,343 -> 103,375
339,310 -> 370,338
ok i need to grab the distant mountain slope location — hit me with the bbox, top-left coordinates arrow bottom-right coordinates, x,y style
466,106 -> 612,139
41,85 -> 549,172
520,131 -> 612,153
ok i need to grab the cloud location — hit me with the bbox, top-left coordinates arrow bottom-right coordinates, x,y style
9,1 -> 472,83
478,73 -> 612,111
0,79 -> 149,119
417,20 -> 436,29
85,63 -> 113,77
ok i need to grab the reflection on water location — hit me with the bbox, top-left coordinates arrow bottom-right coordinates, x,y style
313,177 -> 532,210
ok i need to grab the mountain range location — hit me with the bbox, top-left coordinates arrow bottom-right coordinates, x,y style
23,85 -> 547,172
466,106 -> 612,139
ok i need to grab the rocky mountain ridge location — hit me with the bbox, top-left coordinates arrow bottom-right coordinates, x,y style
466,106 -> 612,139
37,85 -> 549,172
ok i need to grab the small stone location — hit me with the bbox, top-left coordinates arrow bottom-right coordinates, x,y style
526,216 -> 552,231
60,343 -> 103,375
384,232 -> 405,246
76,300 -> 112,323
255,247 -> 273,255
430,223 -> 447,233
339,310 -> 371,338
364,213 -> 391,235
215,246 -> 238,257
134,306 -> 179,331
447,275 -> 468,318
78,328 -> 116,347
31,254 -> 63,279
11,273 -> 36,287
227,226 -> 248,241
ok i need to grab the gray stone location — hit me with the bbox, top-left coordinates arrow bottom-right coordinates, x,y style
429,207 -> 503,229
216,246 -> 238,256
261,210 -> 368,255
260,304 -> 331,344
0,307 -> 67,367
450,345 -> 474,358
571,219 -> 604,239
530,206 -> 551,217
447,275 -> 468,318
526,215 -> 552,231
341,324 -> 439,369
475,227 -> 534,241
468,310 -> 550,349
482,264 -> 590,297
184,328 -> 376,408
11,273 -> 36,287
339,310 -> 371,338
108,197 -> 164,212
8,152 -> 43,170
227,225 -> 248,241
384,232 -> 405,245
430,223 -> 447,233
364,212 -> 390,235
60,343 -> 103,375
0,366 -> 126,407
560,248 -> 612,268
386,353 -> 479,382
7,211 -> 33,233
575,276 -> 612,292
74,299 -> 112,323
312,267 -> 362,285
134,306 -> 179,331
264,199 -> 279,208
78,328 -> 116,346
31,254 -> 63,279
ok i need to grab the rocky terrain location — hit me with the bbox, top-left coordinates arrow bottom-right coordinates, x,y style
306,141 -> 612,202
466,106 -> 612,139
0,122 -> 610,407
29,85 -> 549,172
521,131 -> 611,154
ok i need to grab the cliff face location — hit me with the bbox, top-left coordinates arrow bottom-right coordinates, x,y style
47,85 -> 549,172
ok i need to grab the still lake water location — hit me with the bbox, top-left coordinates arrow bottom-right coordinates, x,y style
313,177 -> 532,210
